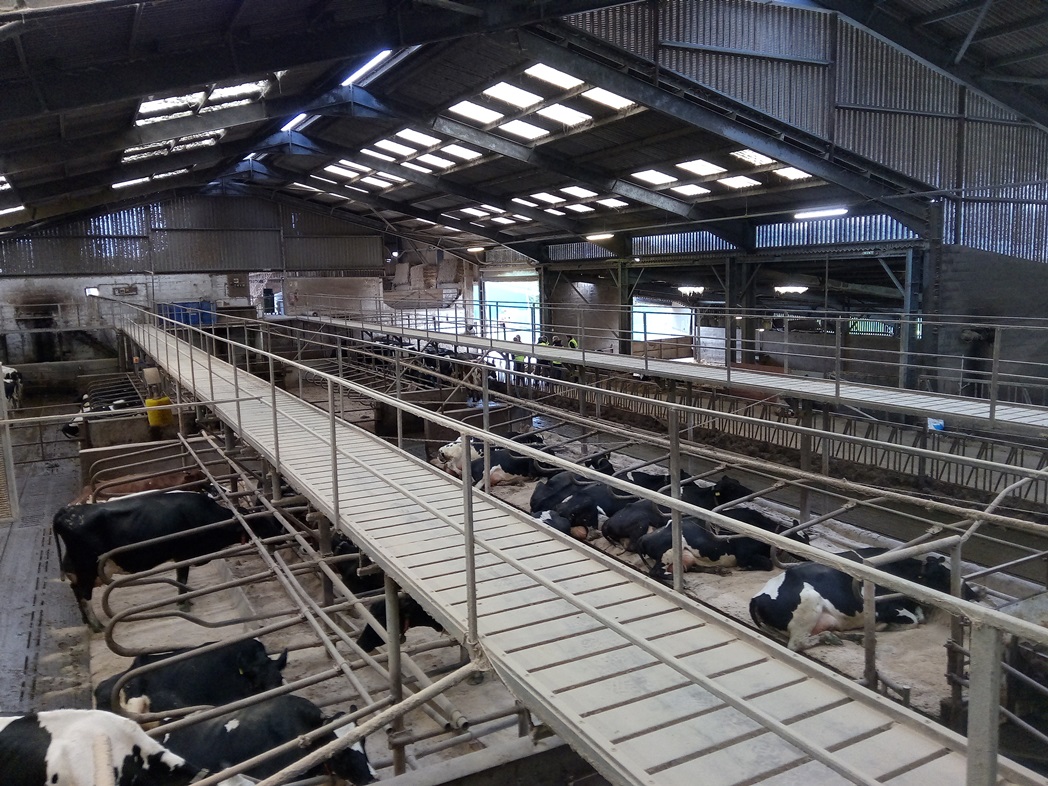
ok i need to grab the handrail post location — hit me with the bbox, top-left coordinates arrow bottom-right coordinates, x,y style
460,428 -> 479,651
385,574 -> 406,775
966,623 -> 1002,786
268,326 -> 281,491
328,378 -> 340,532
988,327 -> 1001,426
231,339 -> 242,435
668,382 -> 683,591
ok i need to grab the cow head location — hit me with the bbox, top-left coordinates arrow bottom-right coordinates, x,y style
237,647 -> 288,692
437,437 -> 482,466
920,555 -> 980,600
329,709 -> 377,784
713,475 -> 751,504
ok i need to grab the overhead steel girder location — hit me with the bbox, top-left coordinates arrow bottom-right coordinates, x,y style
0,85 -> 382,177
520,27 -> 932,235
398,110 -> 754,250
813,0 -> 1048,133
0,0 -> 636,124
251,160 -> 532,250
292,131 -> 587,237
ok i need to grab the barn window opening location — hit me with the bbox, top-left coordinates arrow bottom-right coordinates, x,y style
632,298 -> 692,341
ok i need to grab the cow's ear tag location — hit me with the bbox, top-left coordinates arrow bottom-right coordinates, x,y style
238,668 -> 244,675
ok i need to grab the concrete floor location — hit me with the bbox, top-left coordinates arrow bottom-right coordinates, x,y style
0,421 -> 91,713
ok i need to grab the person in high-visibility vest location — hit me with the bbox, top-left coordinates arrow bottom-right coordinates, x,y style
511,335 -> 529,386
550,336 -> 565,380
567,335 -> 579,349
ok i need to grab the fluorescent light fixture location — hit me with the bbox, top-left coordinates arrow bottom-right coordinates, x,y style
375,171 -> 405,182
442,226 -> 461,232
531,192 -> 564,204
632,169 -> 677,185
671,184 -> 711,196
718,175 -> 761,189
442,144 -> 481,160
775,286 -> 809,294
678,286 -> 704,296
774,167 -> 812,181
281,113 -> 309,132
112,177 -> 150,189
374,139 -> 416,156
676,158 -> 725,176
341,49 -> 393,86
511,214 -> 532,221
337,159 -> 371,171
361,148 -> 396,162
467,246 -> 485,252
536,104 -> 591,126
732,149 -> 776,166
397,128 -> 441,146
794,207 -> 848,219
524,63 -> 583,89
448,101 -> 504,124
416,153 -> 455,169
512,197 -> 538,207
483,82 -> 542,108
564,204 -> 595,213
597,198 -> 629,208
358,176 -> 393,188
581,87 -> 633,109
461,207 -> 490,217
561,186 -> 598,199
0,205 -> 25,216
499,119 -> 549,140
492,216 -> 515,224
545,208 -> 566,216
402,161 -> 432,173
391,251 -> 399,257
586,232 -> 614,241
479,204 -> 504,213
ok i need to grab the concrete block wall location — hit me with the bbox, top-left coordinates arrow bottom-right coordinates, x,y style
548,278 -> 622,352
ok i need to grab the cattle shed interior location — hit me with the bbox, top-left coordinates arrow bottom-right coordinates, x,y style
2,0 -> 1048,785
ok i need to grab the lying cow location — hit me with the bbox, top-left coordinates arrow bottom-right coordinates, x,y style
60,394 -> 136,439
601,499 -> 665,553
467,447 -> 561,486
749,548 -> 968,651
53,490 -> 285,631
356,595 -> 443,653
95,638 -> 288,716
2,365 -> 23,411
533,509 -> 590,541
160,694 -> 376,783
0,709 -> 208,786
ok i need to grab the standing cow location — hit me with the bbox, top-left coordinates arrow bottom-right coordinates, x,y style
53,491 -> 285,631
2,365 -> 23,411
160,694 -> 376,783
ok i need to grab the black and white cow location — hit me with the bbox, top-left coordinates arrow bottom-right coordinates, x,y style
61,394 -> 136,439
533,509 -> 590,541
330,533 -> 385,597
160,694 -> 377,783
53,491 -> 285,631
467,448 -> 561,486
95,638 -> 288,716
749,548 -> 965,651
600,499 -> 666,553
2,365 -> 23,411
356,595 -> 443,653
0,709 -> 204,786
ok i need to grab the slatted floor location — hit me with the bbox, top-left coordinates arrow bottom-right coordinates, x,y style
128,322 -> 1047,786
307,317 -> 1048,434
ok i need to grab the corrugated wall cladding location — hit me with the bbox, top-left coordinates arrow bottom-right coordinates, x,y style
958,203 -> 1048,263
835,110 -> 958,187
567,3 -> 654,61
0,236 -> 150,276
632,231 -> 735,255
12,207 -> 149,238
150,229 -> 282,271
487,247 -> 537,266
284,236 -> 384,271
281,206 -> 377,237
757,214 -> 917,248
547,241 -> 616,261
966,92 -> 1023,123
150,196 -> 280,230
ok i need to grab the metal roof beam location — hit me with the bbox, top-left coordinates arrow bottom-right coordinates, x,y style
813,0 -> 1048,132
0,1 -> 637,123
520,27 -> 930,235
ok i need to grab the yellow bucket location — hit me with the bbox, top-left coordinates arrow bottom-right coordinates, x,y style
145,395 -> 173,427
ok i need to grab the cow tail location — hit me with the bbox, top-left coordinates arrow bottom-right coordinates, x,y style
748,596 -> 765,630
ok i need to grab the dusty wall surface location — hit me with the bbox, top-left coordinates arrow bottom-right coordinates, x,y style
283,276 -> 386,316
548,278 -> 622,352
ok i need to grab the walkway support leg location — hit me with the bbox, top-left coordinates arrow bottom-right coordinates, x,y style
966,623 -> 1003,786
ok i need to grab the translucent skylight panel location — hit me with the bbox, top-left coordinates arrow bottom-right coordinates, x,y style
448,101 -> 504,124
718,175 -> 761,189
374,139 -> 417,156
512,197 -> 538,207
676,159 -> 726,176
199,99 -> 252,113
416,153 -> 455,169
545,208 -> 566,216
479,204 -> 504,213
561,186 -> 598,199
564,204 -> 595,213
401,162 -> 432,173
774,167 -> 813,180
442,144 -> 482,160
732,149 -> 776,166
491,216 -> 516,224
461,207 -> 490,217
0,206 -> 24,216
152,168 -> 189,181
397,128 -> 441,146
632,169 -> 677,185
525,63 -> 584,89
170,137 -> 217,154
531,192 -> 564,204
311,175 -> 338,186
139,92 -> 205,117
671,184 -> 711,196
597,198 -> 629,208
136,110 -> 194,127
342,50 -> 393,86
359,176 -> 394,188
536,104 -> 591,126
210,80 -> 267,103
361,148 -> 396,162
375,171 -> 405,182
337,160 -> 371,172
322,165 -> 364,179
499,120 -> 549,140
0,176 -> 10,191
511,214 -> 532,221
483,82 -> 542,108
581,87 -> 634,109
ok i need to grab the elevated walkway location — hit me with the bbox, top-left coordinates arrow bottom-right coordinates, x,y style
126,321 -> 1046,786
